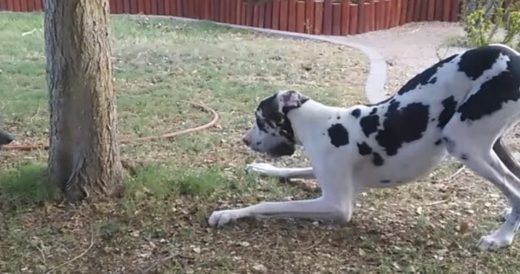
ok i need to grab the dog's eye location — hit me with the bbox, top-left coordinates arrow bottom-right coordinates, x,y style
256,118 -> 267,131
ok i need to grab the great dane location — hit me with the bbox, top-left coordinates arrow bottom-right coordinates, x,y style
209,44 -> 520,250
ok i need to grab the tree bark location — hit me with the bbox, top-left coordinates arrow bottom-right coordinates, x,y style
44,0 -> 123,202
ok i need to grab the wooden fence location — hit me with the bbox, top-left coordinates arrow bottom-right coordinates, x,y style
0,0 -> 460,35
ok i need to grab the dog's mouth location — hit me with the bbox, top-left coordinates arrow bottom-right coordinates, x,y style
266,143 -> 295,157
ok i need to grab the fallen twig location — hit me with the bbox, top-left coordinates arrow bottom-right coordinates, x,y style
46,228 -> 95,273
441,165 -> 466,183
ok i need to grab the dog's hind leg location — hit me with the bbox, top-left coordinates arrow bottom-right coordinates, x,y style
444,122 -> 520,250
493,138 -> 520,219
245,163 -> 315,179
494,137 -> 520,178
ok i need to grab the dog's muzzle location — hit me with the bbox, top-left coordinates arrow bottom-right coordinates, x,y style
267,142 -> 295,157
242,129 -> 295,157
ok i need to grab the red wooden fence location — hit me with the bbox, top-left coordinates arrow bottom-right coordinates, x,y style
0,0 -> 460,35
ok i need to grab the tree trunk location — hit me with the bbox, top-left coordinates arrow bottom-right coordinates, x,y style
44,0 -> 123,202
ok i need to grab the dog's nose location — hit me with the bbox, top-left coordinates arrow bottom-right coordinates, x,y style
242,136 -> 250,146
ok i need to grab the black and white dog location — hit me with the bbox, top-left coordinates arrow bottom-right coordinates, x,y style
209,44 -> 520,250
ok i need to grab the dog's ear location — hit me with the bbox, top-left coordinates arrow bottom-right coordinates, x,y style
279,90 -> 308,114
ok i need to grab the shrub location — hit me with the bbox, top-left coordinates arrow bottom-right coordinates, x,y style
461,0 -> 520,50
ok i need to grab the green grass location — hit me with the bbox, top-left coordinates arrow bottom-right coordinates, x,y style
0,162 -> 56,210
127,164 -> 230,198
1,12 -> 518,274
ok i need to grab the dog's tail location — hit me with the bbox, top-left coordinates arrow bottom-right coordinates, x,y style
494,138 -> 520,178
0,129 -> 14,145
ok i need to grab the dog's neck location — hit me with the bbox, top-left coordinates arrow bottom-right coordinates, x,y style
286,99 -> 340,146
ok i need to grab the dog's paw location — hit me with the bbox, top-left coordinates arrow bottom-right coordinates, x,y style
500,207 -> 512,221
477,233 -> 514,251
245,163 -> 280,177
208,209 -> 242,227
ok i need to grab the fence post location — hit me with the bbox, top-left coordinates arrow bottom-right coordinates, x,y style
442,0 -> 451,21
357,0 -> 365,33
272,0 -> 280,29
259,2 -> 266,27
426,0 -> 434,20
265,0 -> 272,29
367,0 -> 374,31
323,0 -> 333,35
241,1 -> 247,25
373,0 -> 380,30
332,2 -> 341,34
304,0 -> 314,34
349,3 -> 358,34
399,0 -> 407,24
21,0 -> 27,11
280,0 -> 289,30
314,0 -> 323,34
253,3 -> 259,26
450,0 -> 459,21
341,0 -> 350,35
296,0 -> 305,33
288,0 -> 297,32
393,0 -> 400,26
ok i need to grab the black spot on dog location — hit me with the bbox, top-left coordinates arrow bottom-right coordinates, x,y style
357,142 -> 372,155
388,99 -> 399,112
458,46 -> 502,80
328,123 -> 349,147
397,54 -> 457,95
369,108 -> 377,115
372,152 -> 384,166
461,154 -> 468,161
376,102 -> 430,156
438,96 -> 457,128
458,55 -> 520,121
337,116 -> 341,120
360,115 -> 380,137
351,108 -> 361,118
434,139 -> 442,146
428,77 -> 437,84
380,179 -> 391,184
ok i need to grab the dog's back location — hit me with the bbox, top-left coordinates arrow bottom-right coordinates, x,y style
350,44 -> 520,187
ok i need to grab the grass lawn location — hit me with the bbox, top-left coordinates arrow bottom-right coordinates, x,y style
0,12 -> 519,274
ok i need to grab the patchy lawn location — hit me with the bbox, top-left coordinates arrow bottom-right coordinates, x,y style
0,12 -> 518,274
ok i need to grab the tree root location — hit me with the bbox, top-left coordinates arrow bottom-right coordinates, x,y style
2,101 -> 220,151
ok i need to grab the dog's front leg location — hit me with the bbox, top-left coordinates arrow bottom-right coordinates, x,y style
208,196 -> 350,227
209,166 -> 355,227
245,163 -> 315,179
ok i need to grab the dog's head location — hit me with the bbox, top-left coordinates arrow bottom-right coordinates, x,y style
0,129 -> 14,147
243,90 -> 308,157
